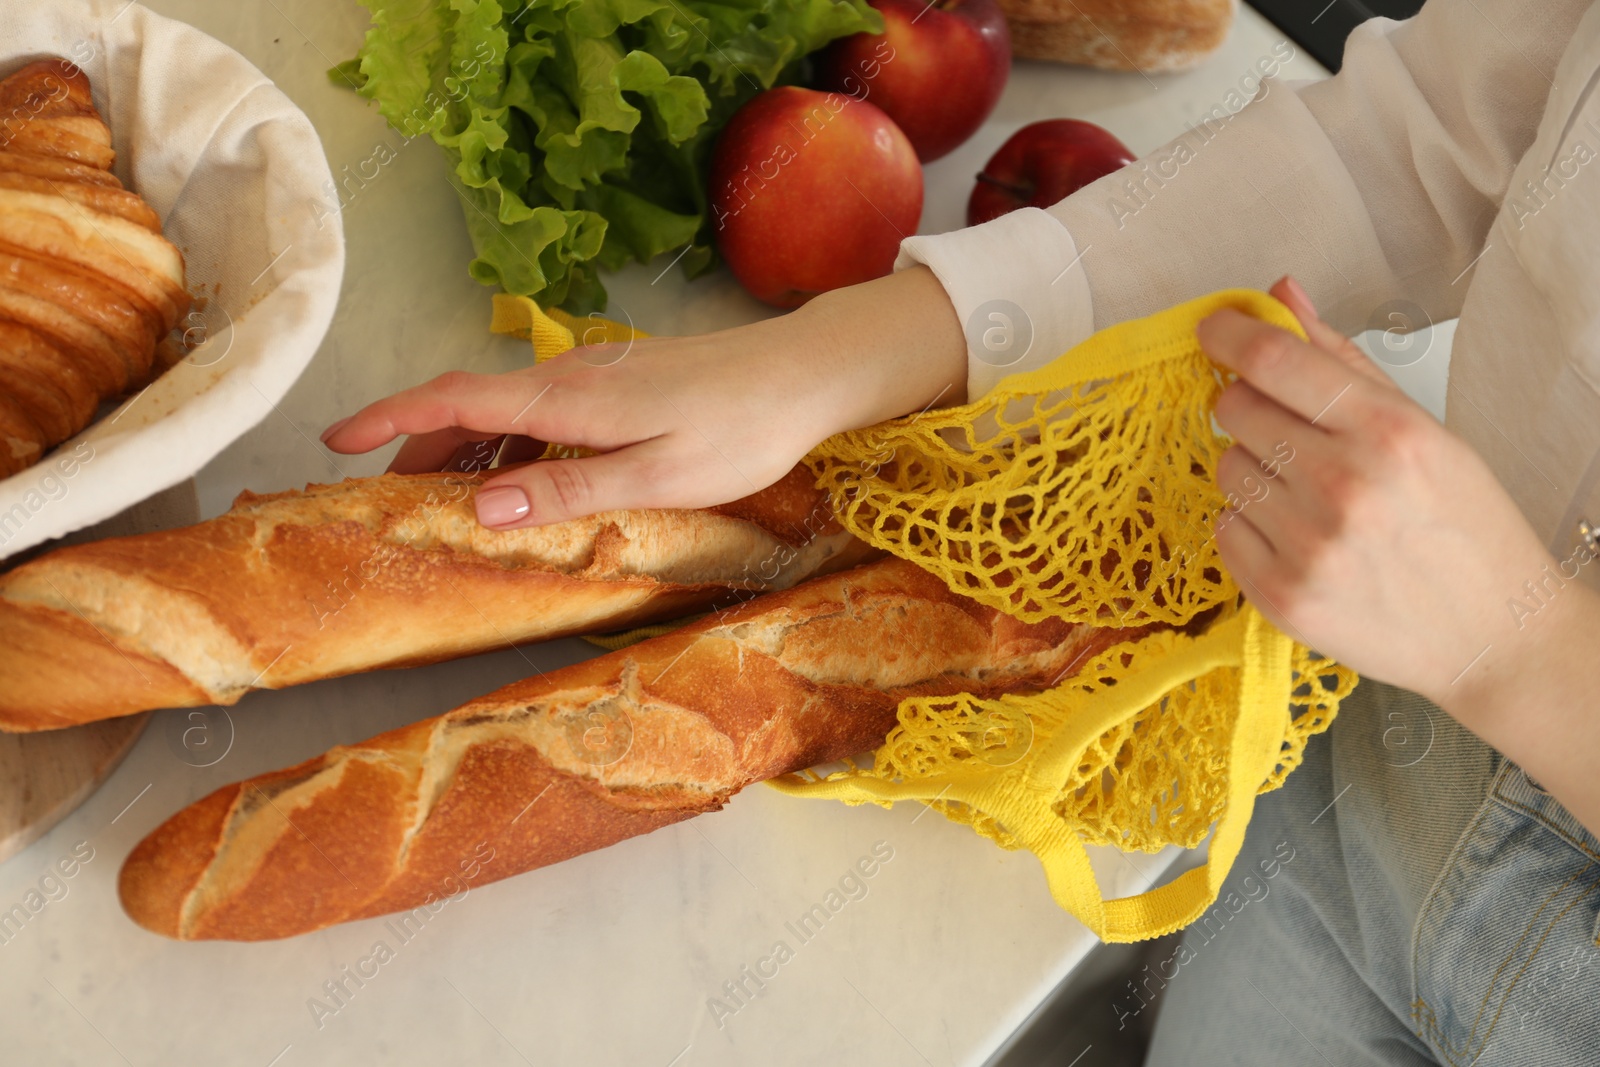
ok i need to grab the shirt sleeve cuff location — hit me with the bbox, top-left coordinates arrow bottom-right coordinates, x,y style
895,206 -> 1095,404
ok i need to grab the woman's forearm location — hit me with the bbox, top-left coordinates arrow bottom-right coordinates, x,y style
1441,578 -> 1600,839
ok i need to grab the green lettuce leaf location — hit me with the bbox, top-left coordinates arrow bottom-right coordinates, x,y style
337,0 -> 880,312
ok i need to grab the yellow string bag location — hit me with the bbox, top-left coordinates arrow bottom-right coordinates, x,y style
491,289 -> 1359,941
771,289 -> 1358,941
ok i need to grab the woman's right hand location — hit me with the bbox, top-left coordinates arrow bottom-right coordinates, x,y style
319,266 -> 968,530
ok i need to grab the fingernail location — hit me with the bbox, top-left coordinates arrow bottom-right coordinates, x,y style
1284,276 -> 1316,316
320,416 -> 352,444
476,485 -> 531,527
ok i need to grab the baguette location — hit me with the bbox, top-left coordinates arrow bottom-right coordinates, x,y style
118,555 -> 1142,940
0,464 -> 880,731
999,0 -> 1234,70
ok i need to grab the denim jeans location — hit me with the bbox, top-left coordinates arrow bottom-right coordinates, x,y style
1144,679 -> 1600,1066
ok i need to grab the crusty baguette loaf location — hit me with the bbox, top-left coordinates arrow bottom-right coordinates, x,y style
118,555 -> 1142,940
0,464 -> 880,731
999,0 -> 1234,70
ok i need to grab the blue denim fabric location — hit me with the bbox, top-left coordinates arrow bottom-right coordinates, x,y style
1143,679 -> 1600,1066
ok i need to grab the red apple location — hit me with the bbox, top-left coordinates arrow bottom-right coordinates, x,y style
709,86 -> 922,308
967,119 -> 1136,225
815,0 -> 1010,163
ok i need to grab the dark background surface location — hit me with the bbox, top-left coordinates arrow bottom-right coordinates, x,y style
1249,0 -> 1427,70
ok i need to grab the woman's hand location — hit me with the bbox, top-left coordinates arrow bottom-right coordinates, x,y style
320,266 -> 966,530
1203,276 -> 1600,833
1202,276 -> 1559,707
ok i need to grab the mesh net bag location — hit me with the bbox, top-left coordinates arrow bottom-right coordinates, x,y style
492,288 -> 1360,941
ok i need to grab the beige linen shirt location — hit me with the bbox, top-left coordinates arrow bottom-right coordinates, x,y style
901,0 -> 1600,602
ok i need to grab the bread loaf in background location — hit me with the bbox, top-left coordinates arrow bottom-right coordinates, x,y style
0,464 -> 880,731
118,555 -> 1143,940
1000,0 -> 1234,70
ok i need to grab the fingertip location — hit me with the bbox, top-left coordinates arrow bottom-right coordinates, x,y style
319,416 -> 353,446
1284,275 -> 1315,313
475,484 -> 532,529
1270,275 -> 1319,327
323,411 -> 400,454
1196,308 -> 1227,337
1196,307 -> 1247,351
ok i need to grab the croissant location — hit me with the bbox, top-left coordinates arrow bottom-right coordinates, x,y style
0,58 -> 190,478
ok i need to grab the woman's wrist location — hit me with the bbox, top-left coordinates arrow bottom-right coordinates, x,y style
1440,578 -> 1599,739
1431,577 -> 1600,831
793,265 -> 969,437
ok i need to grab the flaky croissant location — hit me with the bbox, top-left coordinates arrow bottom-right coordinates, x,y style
0,58 -> 190,478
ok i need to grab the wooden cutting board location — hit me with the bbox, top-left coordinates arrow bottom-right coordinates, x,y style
0,715 -> 151,864
0,478 -> 197,866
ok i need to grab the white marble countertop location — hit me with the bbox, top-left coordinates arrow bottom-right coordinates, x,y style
0,4 -> 1328,1065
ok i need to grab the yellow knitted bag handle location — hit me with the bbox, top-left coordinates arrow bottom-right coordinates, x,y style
491,289 -> 1358,942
